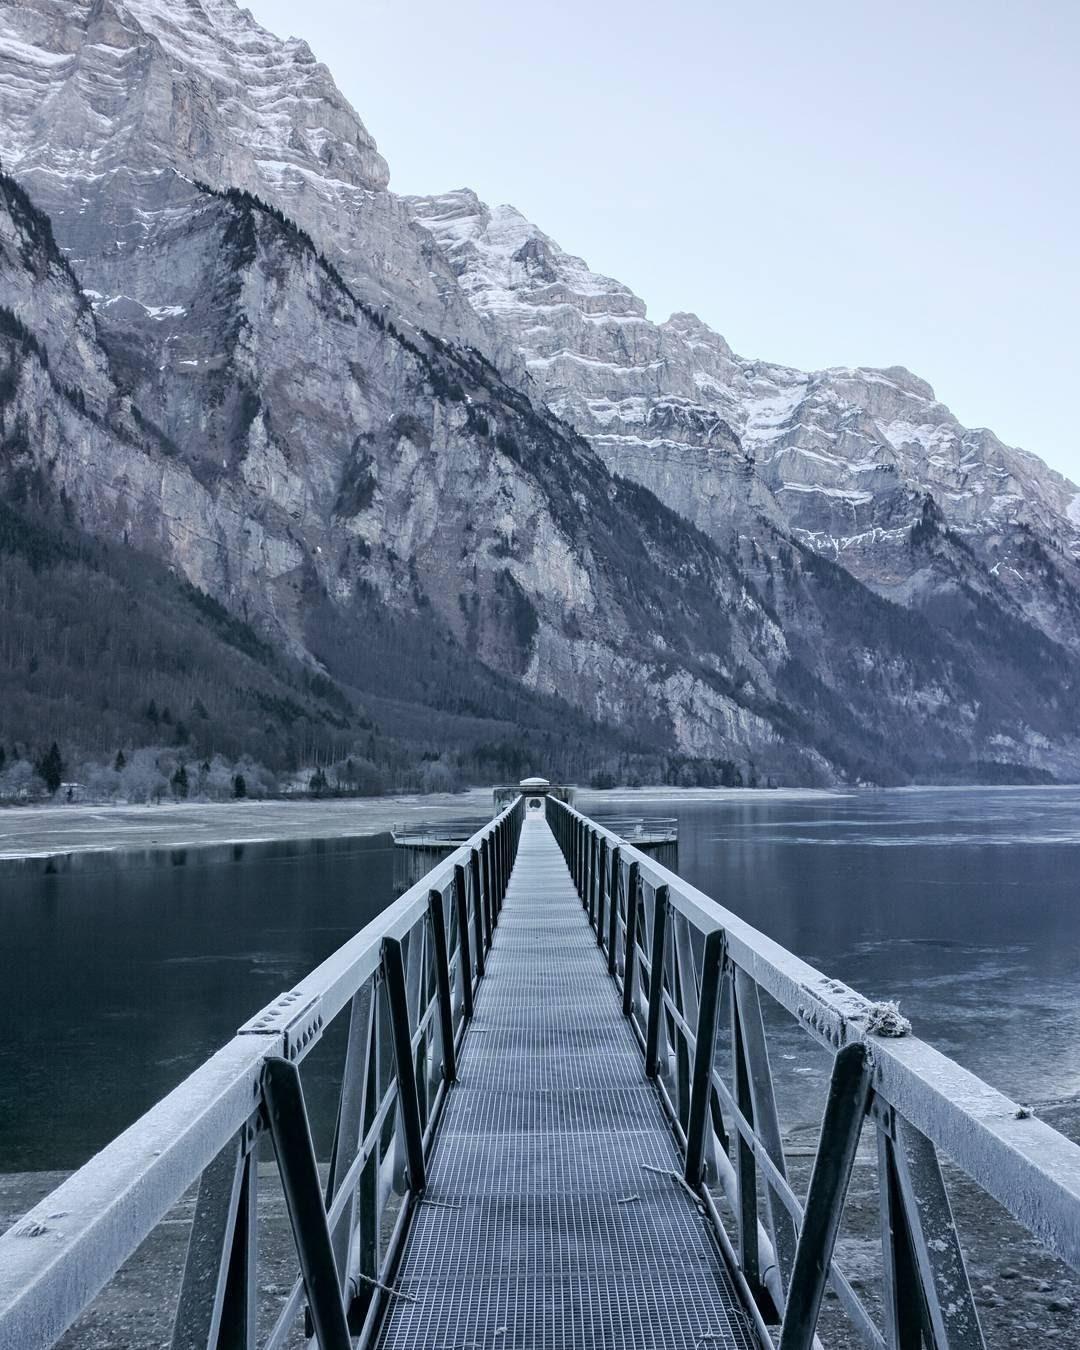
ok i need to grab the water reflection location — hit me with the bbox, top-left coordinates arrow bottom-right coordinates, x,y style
4,787 -> 1078,1171
1,834 -> 399,1170
588,786 -> 1080,1132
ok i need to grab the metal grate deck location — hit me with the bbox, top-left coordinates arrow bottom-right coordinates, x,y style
376,815 -> 758,1350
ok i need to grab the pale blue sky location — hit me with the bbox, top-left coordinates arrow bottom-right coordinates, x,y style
249,0 -> 1079,481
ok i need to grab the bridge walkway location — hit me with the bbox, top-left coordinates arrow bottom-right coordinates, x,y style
377,813 -> 757,1349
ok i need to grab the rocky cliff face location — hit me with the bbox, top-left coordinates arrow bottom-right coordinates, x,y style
3,0 -> 1080,783
0,166 -> 813,776
0,0 -> 508,360
408,190 -> 1080,657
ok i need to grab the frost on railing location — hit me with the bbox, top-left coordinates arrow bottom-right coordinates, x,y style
546,796 -> 1080,1350
0,798 -> 525,1350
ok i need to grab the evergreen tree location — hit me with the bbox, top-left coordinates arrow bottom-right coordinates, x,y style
171,763 -> 189,800
114,749 -> 126,772
146,699 -> 159,725
38,742 -> 63,794
233,773 -> 247,799
0,745 -> 5,772
310,767 -> 329,796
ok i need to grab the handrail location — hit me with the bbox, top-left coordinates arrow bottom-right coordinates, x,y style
546,795 -> 1080,1350
0,796 -> 525,1350
581,815 -> 678,841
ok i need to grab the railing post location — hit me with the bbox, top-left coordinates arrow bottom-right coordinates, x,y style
171,1129 -> 257,1350
381,937 -> 427,1193
470,848 -> 486,975
878,1128 -> 927,1350
684,930 -> 725,1186
352,1005 -> 381,1331
734,967 -> 799,1297
486,835 -> 497,925
325,985 -> 374,1295
672,913 -> 697,1133
575,819 -> 582,892
480,837 -> 491,936
731,982 -> 760,1291
428,889 -> 457,1083
575,819 -> 583,892
778,1044 -> 872,1350
644,884 -> 669,1078
589,832 -> 598,923
889,1118 -> 986,1349
607,846 -> 621,974
481,842 -> 492,948
454,864 -> 474,1019
622,860 -> 640,1017
405,928 -> 428,1137
596,837 -> 608,949
221,1149 -> 257,1349
262,1058 -> 352,1350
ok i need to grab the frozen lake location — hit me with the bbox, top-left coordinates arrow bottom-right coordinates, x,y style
582,784 -> 1080,1137
2,784 -> 1078,1170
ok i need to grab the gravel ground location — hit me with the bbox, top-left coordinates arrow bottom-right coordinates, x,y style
719,1098 -> 1080,1348
0,1165 -> 406,1350
5,1105 -> 1077,1347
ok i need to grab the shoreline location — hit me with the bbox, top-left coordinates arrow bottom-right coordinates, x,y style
0,788 -> 495,867
0,785 -> 841,867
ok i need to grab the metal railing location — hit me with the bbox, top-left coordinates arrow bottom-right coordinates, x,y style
390,818 -> 490,846
546,796 -> 1080,1350
582,815 -> 678,843
0,796 -> 525,1350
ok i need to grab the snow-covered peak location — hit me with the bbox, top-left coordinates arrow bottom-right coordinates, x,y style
0,0 -> 389,191
661,311 -> 732,356
826,365 -> 937,404
408,190 -> 645,319
0,0 -> 498,345
411,186 -> 1080,603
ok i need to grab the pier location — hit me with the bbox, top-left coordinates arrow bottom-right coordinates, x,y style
3,786 -> 1080,1349
392,784 -> 677,891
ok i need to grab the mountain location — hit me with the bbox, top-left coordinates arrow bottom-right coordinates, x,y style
0,0 -> 521,366
407,191 -> 1080,656
2,0 -> 1080,786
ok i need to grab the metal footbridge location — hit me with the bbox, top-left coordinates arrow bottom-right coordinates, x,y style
379,813 -> 755,1350
3,791 -> 1080,1350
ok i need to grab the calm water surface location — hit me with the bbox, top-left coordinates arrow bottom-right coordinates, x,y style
588,785 -> 1080,1132
2,836 -> 404,1171
3,787 -> 1079,1170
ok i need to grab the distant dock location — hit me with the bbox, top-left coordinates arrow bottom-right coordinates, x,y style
392,786 -> 678,891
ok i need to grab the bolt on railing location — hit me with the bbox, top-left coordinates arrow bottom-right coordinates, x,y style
546,795 -> 1080,1350
0,797 -> 525,1350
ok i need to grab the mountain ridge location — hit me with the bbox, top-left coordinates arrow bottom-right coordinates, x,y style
2,0 -> 1079,787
